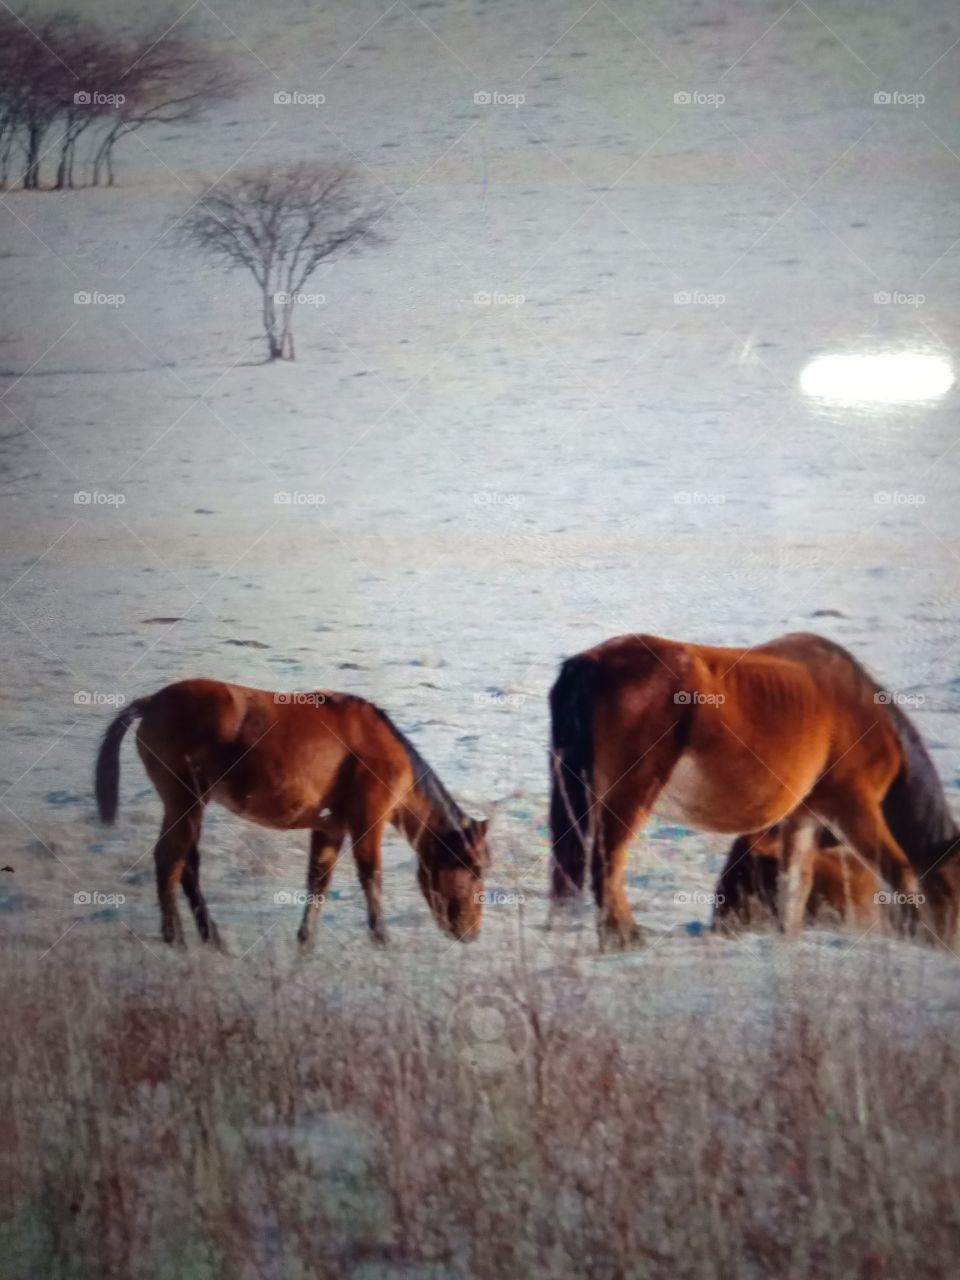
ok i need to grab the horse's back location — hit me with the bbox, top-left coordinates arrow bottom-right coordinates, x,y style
135,679 -> 410,827
137,678 -> 248,756
136,679 -> 386,772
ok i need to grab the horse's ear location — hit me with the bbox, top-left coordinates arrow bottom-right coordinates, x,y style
469,817 -> 491,867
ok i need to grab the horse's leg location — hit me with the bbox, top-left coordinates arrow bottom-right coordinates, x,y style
154,803 -> 198,946
594,800 -> 647,951
828,796 -> 920,935
592,738 -> 683,949
713,835 -> 766,932
181,839 -> 221,949
297,827 -> 345,946
349,810 -> 389,945
778,811 -> 820,936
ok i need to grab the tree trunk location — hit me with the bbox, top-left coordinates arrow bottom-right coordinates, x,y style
55,131 -> 71,190
0,130 -> 13,190
91,134 -> 107,186
280,304 -> 295,361
94,129 -> 120,187
263,291 -> 283,361
23,123 -> 42,189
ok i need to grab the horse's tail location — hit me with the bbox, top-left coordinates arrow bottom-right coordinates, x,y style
549,654 -> 601,900
95,697 -> 151,824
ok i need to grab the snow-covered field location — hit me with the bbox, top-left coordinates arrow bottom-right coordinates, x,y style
2,0 -> 960,979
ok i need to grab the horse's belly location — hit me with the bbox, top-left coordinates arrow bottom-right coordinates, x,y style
209,781 -> 321,829
652,754 -> 793,833
653,756 -> 715,826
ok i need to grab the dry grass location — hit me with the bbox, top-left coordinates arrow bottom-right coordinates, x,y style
2,932 -> 960,1280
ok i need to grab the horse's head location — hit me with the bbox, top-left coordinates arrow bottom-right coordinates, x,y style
418,816 -> 490,940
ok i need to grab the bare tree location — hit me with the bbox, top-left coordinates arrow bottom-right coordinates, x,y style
180,164 -> 387,361
0,12 -> 240,190
90,31 -> 241,188
0,16 -> 32,188
0,14 -> 75,190
53,26 -> 123,190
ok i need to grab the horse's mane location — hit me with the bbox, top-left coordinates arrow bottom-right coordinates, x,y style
777,634 -> 958,865
369,703 -> 465,831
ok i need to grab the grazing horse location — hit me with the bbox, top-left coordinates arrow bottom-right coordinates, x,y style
548,632 -> 959,949
712,826 -> 882,931
714,824 -> 960,943
96,681 -> 489,947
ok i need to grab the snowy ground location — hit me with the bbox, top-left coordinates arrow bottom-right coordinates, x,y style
2,0 -> 960,982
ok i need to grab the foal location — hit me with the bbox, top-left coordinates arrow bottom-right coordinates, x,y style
714,824 -> 960,942
712,826 -> 882,931
96,681 -> 489,946
549,632 -> 958,948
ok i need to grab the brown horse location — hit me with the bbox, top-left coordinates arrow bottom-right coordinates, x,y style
712,826 -> 882,931
714,824 -> 960,942
96,681 -> 489,947
548,632 -> 959,948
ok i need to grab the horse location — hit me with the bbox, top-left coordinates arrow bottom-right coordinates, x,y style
712,825 -> 882,931
95,680 -> 489,947
548,631 -> 959,949
714,823 -> 960,942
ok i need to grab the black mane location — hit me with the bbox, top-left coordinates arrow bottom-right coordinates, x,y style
781,634 -> 958,869
370,704 -> 465,832
882,697 -> 959,870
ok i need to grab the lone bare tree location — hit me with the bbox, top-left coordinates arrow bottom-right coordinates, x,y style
181,163 -> 386,361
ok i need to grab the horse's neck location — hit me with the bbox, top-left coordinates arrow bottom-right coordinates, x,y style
395,784 -> 450,849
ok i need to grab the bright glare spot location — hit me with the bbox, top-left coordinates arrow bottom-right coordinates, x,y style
800,352 -> 954,405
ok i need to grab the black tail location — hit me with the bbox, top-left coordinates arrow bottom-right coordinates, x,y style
95,698 -> 150,824
549,654 -> 601,901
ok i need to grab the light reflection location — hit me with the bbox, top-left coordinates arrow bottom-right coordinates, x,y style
800,352 -> 954,406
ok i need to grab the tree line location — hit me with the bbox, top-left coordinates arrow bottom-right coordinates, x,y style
0,11 -> 239,190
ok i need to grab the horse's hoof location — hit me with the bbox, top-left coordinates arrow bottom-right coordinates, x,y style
547,896 -> 585,930
599,919 -> 644,952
